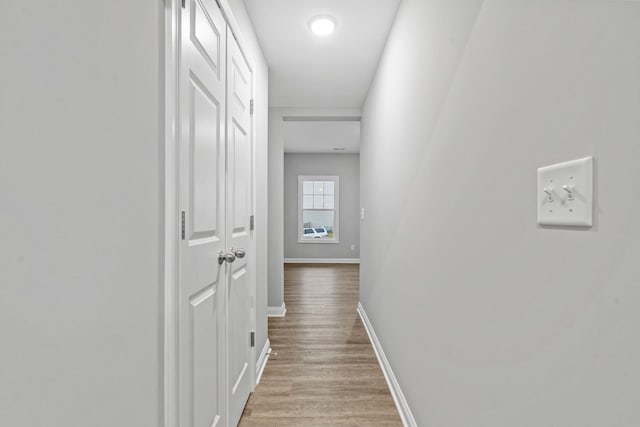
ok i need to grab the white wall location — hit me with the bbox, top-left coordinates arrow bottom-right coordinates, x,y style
0,1 -> 163,425
360,0 -> 640,426
284,154 -> 360,260
226,0 -> 270,371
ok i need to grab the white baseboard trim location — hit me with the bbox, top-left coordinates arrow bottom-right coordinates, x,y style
284,258 -> 360,264
267,303 -> 287,317
357,302 -> 417,427
255,338 -> 271,385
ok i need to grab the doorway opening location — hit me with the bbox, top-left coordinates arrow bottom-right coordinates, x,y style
282,116 -> 361,265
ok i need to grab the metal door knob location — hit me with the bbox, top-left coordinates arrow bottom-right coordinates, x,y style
218,251 -> 236,265
231,248 -> 246,259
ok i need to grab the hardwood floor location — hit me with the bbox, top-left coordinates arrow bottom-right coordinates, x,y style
239,264 -> 402,426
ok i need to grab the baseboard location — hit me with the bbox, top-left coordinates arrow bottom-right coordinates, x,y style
267,303 -> 287,317
284,258 -> 360,264
357,302 -> 417,427
255,338 -> 271,385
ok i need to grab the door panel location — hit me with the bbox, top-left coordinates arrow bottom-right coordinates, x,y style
190,286 -> 221,427
179,1 -> 227,426
226,31 -> 253,427
229,266 -> 249,393
230,122 -> 249,235
192,0 -> 222,75
190,77 -> 222,239
230,57 -> 250,115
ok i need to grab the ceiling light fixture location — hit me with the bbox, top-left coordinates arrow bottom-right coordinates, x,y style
310,16 -> 337,37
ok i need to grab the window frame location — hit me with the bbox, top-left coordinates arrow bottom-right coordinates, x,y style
297,175 -> 340,244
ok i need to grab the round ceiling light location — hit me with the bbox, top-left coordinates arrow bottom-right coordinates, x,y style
309,16 -> 337,37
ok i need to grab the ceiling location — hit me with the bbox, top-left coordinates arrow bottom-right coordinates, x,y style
283,120 -> 360,153
243,0 -> 401,108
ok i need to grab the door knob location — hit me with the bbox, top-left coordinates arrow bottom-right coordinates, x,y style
218,250 -> 236,265
231,248 -> 246,259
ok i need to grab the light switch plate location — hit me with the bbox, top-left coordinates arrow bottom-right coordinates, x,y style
537,156 -> 593,227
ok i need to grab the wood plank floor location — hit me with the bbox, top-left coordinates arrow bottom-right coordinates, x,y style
239,264 -> 402,426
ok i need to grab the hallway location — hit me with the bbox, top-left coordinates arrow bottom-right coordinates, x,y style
239,264 -> 401,426
4,0 -> 640,425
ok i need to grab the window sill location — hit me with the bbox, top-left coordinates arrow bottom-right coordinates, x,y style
298,239 -> 340,244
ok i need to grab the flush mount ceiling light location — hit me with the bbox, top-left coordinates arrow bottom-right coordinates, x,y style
309,16 -> 337,37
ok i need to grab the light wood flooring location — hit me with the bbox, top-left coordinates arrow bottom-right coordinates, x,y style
239,263 -> 402,426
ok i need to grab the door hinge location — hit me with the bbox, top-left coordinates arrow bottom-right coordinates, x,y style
250,99 -> 254,116
250,332 -> 255,347
181,0 -> 185,8
250,215 -> 255,231
181,211 -> 186,240
214,0 -> 221,9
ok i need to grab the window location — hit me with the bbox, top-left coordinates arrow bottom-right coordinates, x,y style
298,175 -> 339,243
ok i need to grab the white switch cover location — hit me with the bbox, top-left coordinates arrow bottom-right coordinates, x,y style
537,156 -> 593,227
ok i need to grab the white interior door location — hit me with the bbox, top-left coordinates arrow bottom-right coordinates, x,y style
179,1 -> 227,426
226,32 -> 254,427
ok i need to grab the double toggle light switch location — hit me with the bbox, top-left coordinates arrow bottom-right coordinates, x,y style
537,157 -> 593,227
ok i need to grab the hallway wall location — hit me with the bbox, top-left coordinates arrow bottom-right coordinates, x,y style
360,0 -> 640,426
284,153 -> 360,260
268,108 -> 286,308
0,0 -> 163,425
0,0 -> 270,424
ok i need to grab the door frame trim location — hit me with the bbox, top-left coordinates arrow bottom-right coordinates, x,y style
163,1 -> 180,427
163,0 -> 257,425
